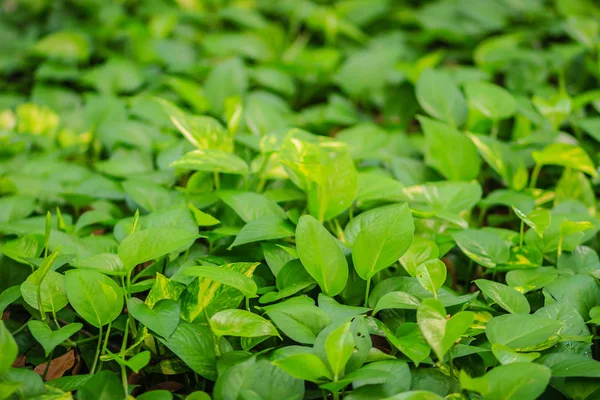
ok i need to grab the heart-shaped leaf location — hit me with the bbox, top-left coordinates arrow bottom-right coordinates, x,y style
28,321 -> 83,357
127,298 -> 180,339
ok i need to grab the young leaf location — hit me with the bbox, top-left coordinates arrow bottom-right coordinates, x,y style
416,68 -> 468,127
27,321 -> 82,357
486,314 -> 562,351
0,321 -> 17,374
415,260 -> 447,298
452,229 -> 510,268
210,309 -> 278,338
127,298 -> 180,339
374,291 -> 421,315
180,264 -> 259,298
532,143 -> 597,177
419,116 -> 481,181
296,215 -> 348,297
325,322 -> 354,379
474,279 -> 530,314
352,203 -> 414,280
272,353 -> 333,383
118,227 -> 198,270
64,270 -> 123,328
464,80 -> 516,120
512,207 -> 550,238
158,323 -> 216,380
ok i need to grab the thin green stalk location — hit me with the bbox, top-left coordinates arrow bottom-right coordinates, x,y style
529,164 -> 542,189
491,119 -> 499,139
364,278 -> 371,307
465,260 -> 474,294
519,220 -> 525,247
42,349 -> 54,380
90,325 -> 103,374
332,391 -> 340,400
120,311 -> 130,397
448,350 -> 455,378
10,319 -> 31,335
245,297 -> 250,312
213,172 -> 220,191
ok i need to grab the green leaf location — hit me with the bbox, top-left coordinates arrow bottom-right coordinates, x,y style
382,323 -> 430,365
0,321 -> 17,374
20,270 -> 68,314
263,297 -> 331,345
296,215 -> 348,297
76,370 -> 124,400
512,207 -> 551,238
460,363 -> 551,400
171,149 -> 249,175
415,260 -> 447,298
64,269 -> 123,328
486,314 -> 562,351
0,287 -> 21,316
474,279 -> 530,314
419,116 -> 481,181
229,216 -> 294,248
33,31 -> 89,61
325,322 -> 354,379
381,391 -> 444,400
180,264 -> 258,298
452,229 -> 510,268
27,321 -> 82,357
352,203 -> 414,280
204,58 -> 248,116
399,237 -> 439,277
532,143 -> 597,176
158,323 -> 217,380
104,350 -> 151,373
210,309 -> 278,338
464,80 -> 516,120
127,298 -> 180,339
374,291 -> 421,315
416,68 -> 468,127
417,299 -> 473,360
272,353 -> 333,383
505,267 -> 558,293
118,227 -> 198,270
491,344 -> 540,365
220,191 -> 285,223
157,99 -> 231,151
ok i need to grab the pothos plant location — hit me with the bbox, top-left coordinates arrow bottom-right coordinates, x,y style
2,0 -> 600,399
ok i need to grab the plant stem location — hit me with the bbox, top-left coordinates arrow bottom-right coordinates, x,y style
465,260 -> 474,293
42,349 -> 54,380
529,164 -> 542,189
519,220 -> 525,247
448,350 -> 455,378
213,172 -> 220,191
90,325 -> 103,374
120,313 -> 130,397
491,119 -> 499,139
245,297 -> 250,312
364,278 -> 371,307
10,319 -> 31,335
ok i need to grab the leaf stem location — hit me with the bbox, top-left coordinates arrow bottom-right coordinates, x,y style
42,349 -> 54,380
90,325 -> 103,374
448,350 -> 455,378
213,172 -> 220,191
519,220 -> 525,247
364,278 -> 371,307
529,164 -> 542,189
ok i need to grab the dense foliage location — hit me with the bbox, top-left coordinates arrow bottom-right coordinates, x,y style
2,0 -> 600,399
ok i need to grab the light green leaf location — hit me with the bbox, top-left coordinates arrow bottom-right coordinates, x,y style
210,309 -> 278,338
325,322 -> 354,379
296,215 -> 348,297
512,207 -> 550,238
118,227 -> 198,270
532,143 -> 597,176
415,260 -> 447,298
491,344 -> 540,365
374,291 -> 421,315
171,149 -> 249,175
474,279 -> 530,314
352,203 -> 414,280
263,297 -> 331,345
27,321 -> 82,357
229,216 -> 294,248
416,69 -> 468,127
419,116 -> 480,181
127,298 -> 180,339
452,229 -> 510,268
486,314 -> 562,351
464,80 -> 516,120
272,353 -> 333,383
180,264 -> 259,298
0,321 -> 17,374
64,269 -> 123,328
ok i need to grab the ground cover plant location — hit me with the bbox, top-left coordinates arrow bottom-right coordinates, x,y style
2,0 -> 600,399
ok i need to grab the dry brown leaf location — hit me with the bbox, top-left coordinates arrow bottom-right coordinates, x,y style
34,350 -> 75,381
